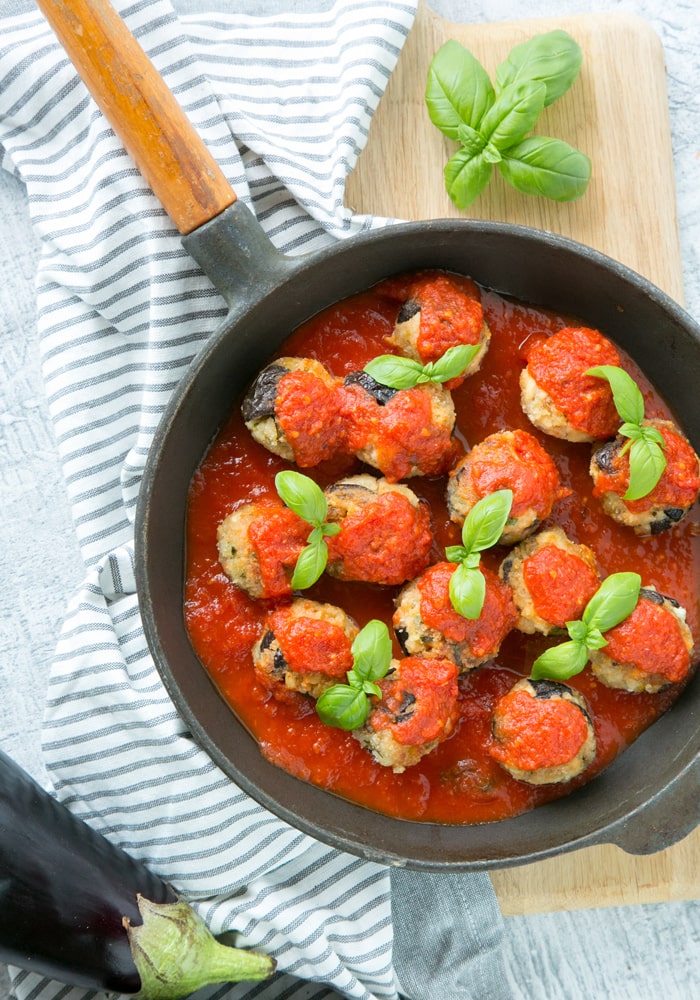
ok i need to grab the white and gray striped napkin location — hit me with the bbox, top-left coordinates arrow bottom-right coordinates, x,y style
0,1 -> 510,997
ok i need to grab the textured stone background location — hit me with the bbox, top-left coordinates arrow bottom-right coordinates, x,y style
1,0 -> 698,997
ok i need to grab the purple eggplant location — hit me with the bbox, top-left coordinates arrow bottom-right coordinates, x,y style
0,750 -> 275,996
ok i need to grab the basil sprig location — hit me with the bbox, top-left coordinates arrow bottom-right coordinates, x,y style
446,489 -> 513,619
425,31 -> 590,208
364,343 -> 479,390
275,470 -> 340,590
316,620 -> 393,730
531,572 -> 641,681
587,365 -> 667,501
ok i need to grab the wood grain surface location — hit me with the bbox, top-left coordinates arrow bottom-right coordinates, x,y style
346,2 -> 697,915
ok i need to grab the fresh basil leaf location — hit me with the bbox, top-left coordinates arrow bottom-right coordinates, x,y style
495,29 -> 583,108
460,489 -> 513,554
321,522 -> 341,537
618,421 -> 645,442
457,122 -> 487,156
482,142 -> 502,164
625,436 -> 667,501
586,365 -> 644,425
290,538 -> 328,590
364,354 -> 426,390
498,136 -> 591,202
351,619 -> 393,682
445,545 -> 468,564
583,626 -> 607,651
425,40 -> 495,137
316,684 -> 371,731
479,81 -> 546,150
423,344 -> 480,383
582,572 -> 641,633
566,619 -> 588,644
275,470 -> 327,527
362,680 -> 383,699
530,639 -> 589,681
449,562 -> 486,620
444,148 -> 493,209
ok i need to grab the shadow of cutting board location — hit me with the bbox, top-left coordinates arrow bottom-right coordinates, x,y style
346,3 -> 696,916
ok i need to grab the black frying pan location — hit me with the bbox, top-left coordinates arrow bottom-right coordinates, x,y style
39,0 -> 700,870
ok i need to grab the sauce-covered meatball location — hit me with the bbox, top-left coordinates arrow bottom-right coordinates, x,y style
500,526 -> 600,635
253,598 -> 359,701
242,356 -> 345,466
324,474 -> 434,586
216,502 -> 308,600
589,587 -> 694,693
490,678 -> 596,785
393,562 -> 518,672
447,429 -> 570,544
340,373 -> 459,481
354,656 -> 459,772
520,327 -> 621,442
387,272 -> 491,388
590,418 -> 700,536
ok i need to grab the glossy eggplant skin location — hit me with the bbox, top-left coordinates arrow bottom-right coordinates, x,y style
0,750 -> 175,993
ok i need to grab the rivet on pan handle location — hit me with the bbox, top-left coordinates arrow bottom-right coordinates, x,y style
36,0 -> 237,235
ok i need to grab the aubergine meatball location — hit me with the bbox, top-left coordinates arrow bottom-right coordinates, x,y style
500,526 -> 600,635
387,272 -> 491,388
340,372 -> 460,482
447,429 -> 570,544
520,327 -> 622,442
489,678 -> 596,785
590,418 -> 700,536
216,501 -> 309,600
253,598 -> 359,701
353,656 -> 459,773
242,356 -> 345,467
393,562 -> 517,672
323,474 -> 434,586
589,587 -> 694,694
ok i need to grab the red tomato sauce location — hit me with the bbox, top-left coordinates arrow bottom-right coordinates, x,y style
526,326 -> 621,439
276,370 -> 345,466
522,544 -> 600,627
410,273 -> 484,360
417,562 -> 517,653
267,610 -> 353,678
371,658 -> 459,746
603,598 -> 691,683
327,491 -> 432,585
247,506 -> 308,599
184,275 -> 700,825
470,429 -> 567,518
490,688 -> 589,771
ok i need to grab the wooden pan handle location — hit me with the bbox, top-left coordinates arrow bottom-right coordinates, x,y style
36,0 -> 236,235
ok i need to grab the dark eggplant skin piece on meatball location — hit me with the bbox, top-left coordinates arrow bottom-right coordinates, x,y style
354,656 -> 460,773
490,678 -> 597,785
323,474 -> 434,586
500,526 -> 600,635
252,598 -> 359,701
216,501 -> 308,600
447,429 -> 570,544
520,327 -> 621,442
242,356 -> 344,467
589,587 -> 695,693
387,272 -> 491,388
393,562 -> 518,672
590,418 -> 700,536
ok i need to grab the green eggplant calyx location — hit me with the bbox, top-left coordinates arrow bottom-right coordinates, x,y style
126,895 -> 275,999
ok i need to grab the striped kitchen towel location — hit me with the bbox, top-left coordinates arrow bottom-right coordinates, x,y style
0,1 -> 509,998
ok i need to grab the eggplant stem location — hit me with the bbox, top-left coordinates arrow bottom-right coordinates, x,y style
125,895 -> 275,999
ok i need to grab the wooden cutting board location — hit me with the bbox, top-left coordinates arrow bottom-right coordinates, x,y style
346,3 -> 696,916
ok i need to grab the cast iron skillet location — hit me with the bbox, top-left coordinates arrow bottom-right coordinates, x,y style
40,0 -> 699,870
